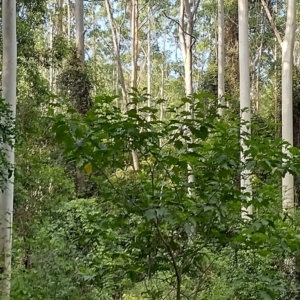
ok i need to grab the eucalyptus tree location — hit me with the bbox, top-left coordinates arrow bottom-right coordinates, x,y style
218,0 -> 225,116
0,0 -> 17,298
281,0 -> 296,211
105,0 -> 128,109
131,0 -> 140,170
239,0 -> 252,219
179,0 -> 200,189
261,0 -> 296,210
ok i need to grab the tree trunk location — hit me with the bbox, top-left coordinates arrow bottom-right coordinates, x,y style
75,0 -> 86,195
105,0 -> 128,109
238,0 -> 253,219
0,0 -> 17,298
282,0 -> 296,211
147,4 -> 151,122
131,0 -> 139,171
218,0 -> 225,116
75,0 -> 84,62
49,10 -> 54,91
179,0 -> 199,189
68,0 -> 71,40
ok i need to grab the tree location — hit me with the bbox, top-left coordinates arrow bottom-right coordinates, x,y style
282,0 -> 296,211
218,0 -> 225,116
238,0 -> 252,219
105,0 -> 128,109
0,0 -> 17,298
130,0 -> 140,171
261,0 -> 296,210
178,0 -> 200,189
75,0 -> 84,62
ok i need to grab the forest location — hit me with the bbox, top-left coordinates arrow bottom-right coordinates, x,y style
1,0 -> 300,299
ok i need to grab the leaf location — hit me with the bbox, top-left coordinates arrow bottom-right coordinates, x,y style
84,163 -> 93,175
145,209 -> 156,221
258,249 -> 270,257
259,291 -> 272,300
174,140 -> 184,149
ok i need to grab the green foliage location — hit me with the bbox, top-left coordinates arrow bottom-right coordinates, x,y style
46,91 -> 300,299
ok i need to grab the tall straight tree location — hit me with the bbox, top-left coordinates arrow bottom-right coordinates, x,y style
238,0 -> 252,219
75,0 -> 84,62
75,0 -> 86,195
105,0 -> 128,110
218,0 -> 225,116
179,0 -> 200,188
131,0 -> 140,171
147,4 -> 151,122
0,0 -> 17,298
260,0 -> 296,210
282,0 -> 296,211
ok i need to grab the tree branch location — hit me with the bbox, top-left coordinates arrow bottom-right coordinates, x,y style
260,0 -> 282,45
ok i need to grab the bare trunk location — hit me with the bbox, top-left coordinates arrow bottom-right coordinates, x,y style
49,12 -> 54,91
282,0 -> 296,211
0,1 -> 17,298
179,0 -> 199,189
105,0 -> 128,109
75,0 -> 84,62
130,0 -> 140,171
75,0 -> 86,195
239,0 -> 253,219
147,4 -> 151,122
218,0 -> 225,116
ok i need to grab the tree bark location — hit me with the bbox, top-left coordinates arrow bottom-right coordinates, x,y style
218,0 -> 225,116
147,4 -> 151,122
105,0 -> 128,109
75,0 -> 84,62
0,0 -> 17,298
130,0 -> 139,171
282,0 -> 296,211
179,0 -> 199,189
239,0 -> 253,219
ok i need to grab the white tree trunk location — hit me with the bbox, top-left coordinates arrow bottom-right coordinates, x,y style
179,0 -> 199,189
75,0 -> 84,62
282,0 -> 296,211
147,4 -> 151,122
238,0 -> 253,219
218,0 -> 225,116
0,0 -> 17,298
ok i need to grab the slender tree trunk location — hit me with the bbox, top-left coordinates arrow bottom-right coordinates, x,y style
58,0 -> 64,36
105,0 -> 128,109
131,0 -> 140,171
218,0 -> 225,116
282,0 -> 296,211
75,0 -> 84,62
145,5 -> 151,121
179,0 -> 199,189
68,0 -> 71,40
147,4 -> 151,122
0,1 -> 17,298
49,11 -> 54,91
75,0 -> 86,195
239,0 -> 253,219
